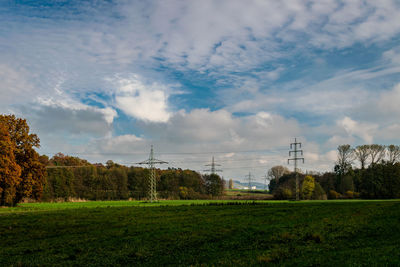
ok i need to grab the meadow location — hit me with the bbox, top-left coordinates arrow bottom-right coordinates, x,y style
1,200 -> 400,266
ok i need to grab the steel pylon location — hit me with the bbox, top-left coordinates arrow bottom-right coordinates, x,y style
137,145 -> 168,202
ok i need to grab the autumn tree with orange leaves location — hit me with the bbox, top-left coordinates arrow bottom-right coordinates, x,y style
0,115 -> 46,206
0,122 -> 21,206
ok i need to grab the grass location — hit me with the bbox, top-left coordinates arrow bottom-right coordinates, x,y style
1,200 -> 400,266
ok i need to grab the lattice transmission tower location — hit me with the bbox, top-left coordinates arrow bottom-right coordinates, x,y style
245,172 -> 255,192
204,156 -> 222,175
137,145 -> 168,202
288,138 -> 304,201
263,174 -> 268,191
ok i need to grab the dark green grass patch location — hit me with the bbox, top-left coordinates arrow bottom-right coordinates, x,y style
1,200 -> 400,266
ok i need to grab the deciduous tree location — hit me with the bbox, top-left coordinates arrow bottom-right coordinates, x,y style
301,175 -> 315,200
369,144 -> 386,165
0,122 -> 21,206
268,165 -> 290,181
0,115 -> 45,205
387,145 -> 400,164
354,145 -> 370,169
228,179 -> 234,189
203,174 -> 224,196
336,145 -> 354,176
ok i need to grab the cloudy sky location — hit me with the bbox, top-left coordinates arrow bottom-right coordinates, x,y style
1,0 -> 400,182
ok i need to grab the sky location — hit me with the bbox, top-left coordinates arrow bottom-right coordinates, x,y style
1,0 -> 400,182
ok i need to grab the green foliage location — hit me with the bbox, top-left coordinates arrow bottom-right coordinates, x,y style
312,182 -> 326,200
328,190 -> 341,199
360,162 -> 400,199
345,191 -> 354,199
339,174 -> 354,194
43,164 -> 212,201
301,175 -> 315,200
274,187 -> 293,200
203,173 -> 224,196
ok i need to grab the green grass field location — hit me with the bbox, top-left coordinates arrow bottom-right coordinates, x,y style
1,200 -> 400,266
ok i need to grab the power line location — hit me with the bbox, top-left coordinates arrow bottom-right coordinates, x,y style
119,155 -> 286,166
45,165 -> 92,169
288,138 -> 304,201
136,145 -> 168,203
39,147 -> 288,156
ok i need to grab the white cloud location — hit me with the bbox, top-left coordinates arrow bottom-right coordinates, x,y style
377,83 -> 400,115
105,0 -> 400,73
376,124 -> 400,141
338,116 -> 377,144
25,101 -> 116,137
62,108 -> 303,180
0,64 -> 35,109
113,75 -> 172,123
383,47 -> 400,65
2,0 -> 400,178
326,135 -> 355,148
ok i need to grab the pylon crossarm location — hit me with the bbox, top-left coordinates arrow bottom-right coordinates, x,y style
137,160 -> 151,165
152,159 -> 168,164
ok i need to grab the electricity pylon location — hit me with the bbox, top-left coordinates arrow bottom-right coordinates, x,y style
204,156 -> 222,174
288,138 -> 304,201
263,174 -> 268,191
245,172 -> 255,192
137,145 -> 168,203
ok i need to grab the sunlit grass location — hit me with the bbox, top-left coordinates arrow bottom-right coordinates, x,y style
1,199 -> 399,265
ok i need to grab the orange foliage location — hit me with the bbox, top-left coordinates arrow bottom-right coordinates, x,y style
0,122 -> 21,206
0,115 -> 45,205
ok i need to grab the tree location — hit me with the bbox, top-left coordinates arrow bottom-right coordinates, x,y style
312,182 -> 327,200
268,165 -> 290,181
203,174 -> 224,196
228,179 -> 234,189
49,153 -> 90,166
369,144 -> 386,165
106,160 -> 115,169
339,174 -> 354,194
0,122 -> 21,206
301,175 -> 315,200
336,145 -> 354,176
387,145 -> 400,164
354,145 -> 370,169
0,115 -> 46,205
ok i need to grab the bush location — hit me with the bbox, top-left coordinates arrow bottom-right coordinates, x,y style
312,182 -> 327,200
345,190 -> 354,199
301,175 -> 315,200
328,190 -> 341,199
274,188 -> 293,200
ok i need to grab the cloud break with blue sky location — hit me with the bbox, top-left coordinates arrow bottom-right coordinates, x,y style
1,0 -> 400,181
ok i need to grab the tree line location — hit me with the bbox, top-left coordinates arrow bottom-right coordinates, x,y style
0,114 -> 224,206
42,155 -> 224,201
2,114 -> 400,205
269,144 -> 400,200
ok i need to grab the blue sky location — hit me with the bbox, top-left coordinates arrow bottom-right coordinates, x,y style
1,0 -> 400,181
